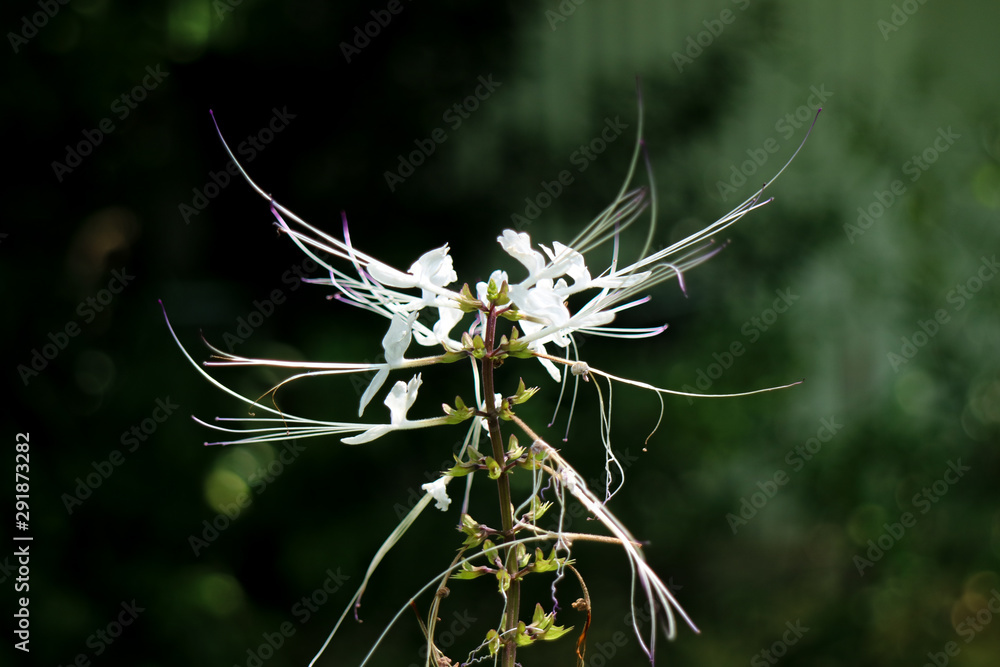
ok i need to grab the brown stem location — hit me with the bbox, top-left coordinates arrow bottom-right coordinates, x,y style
481,305 -> 520,667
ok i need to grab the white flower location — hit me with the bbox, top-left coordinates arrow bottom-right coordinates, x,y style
421,477 -> 452,512
366,244 -> 458,292
180,107 -> 817,667
508,279 -> 570,330
359,312 -> 416,416
160,305 -> 456,447
498,230 -> 546,276
176,107 -> 810,448
343,374 -> 447,445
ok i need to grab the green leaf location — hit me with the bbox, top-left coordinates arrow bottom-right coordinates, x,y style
530,547 -> 567,573
499,308 -> 523,321
486,629 -> 500,656
517,543 -> 530,568
539,623 -> 573,642
528,495 -> 552,520
457,283 -> 483,312
517,444 -> 549,470
485,456 -> 503,480
447,452 -> 478,476
446,462 -> 473,477
514,620 -> 535,647
488,279 -> 510,306
506,434 -> 524,461
496,567 -> 511,593
451,561 -> 493,580
459,513 -> 485,547
511,377 -> 540,405
531,602 -> 546,626
524,604 -> 574,643
482,539 -> 499,561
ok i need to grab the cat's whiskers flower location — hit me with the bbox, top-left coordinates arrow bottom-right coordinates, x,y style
163,98 -> 818,665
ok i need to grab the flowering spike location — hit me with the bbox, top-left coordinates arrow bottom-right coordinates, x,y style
182,99 -> 816,667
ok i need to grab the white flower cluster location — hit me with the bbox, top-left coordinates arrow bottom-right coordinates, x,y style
163,106 -> 798,451
165,105 -> 817,667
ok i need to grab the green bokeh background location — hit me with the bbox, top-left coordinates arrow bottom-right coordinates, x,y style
5,1 -> 1000,666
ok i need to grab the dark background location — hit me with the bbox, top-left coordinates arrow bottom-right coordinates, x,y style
4,1 -> 1000,666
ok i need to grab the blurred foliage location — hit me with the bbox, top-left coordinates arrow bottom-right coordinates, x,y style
4,1 -> 1000,665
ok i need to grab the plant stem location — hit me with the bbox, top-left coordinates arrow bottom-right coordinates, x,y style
481,306 -> 520,667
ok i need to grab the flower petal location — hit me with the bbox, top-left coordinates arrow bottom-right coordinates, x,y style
409,245 -> 458,289
498,230 -> 545,276
509,281 -> 570,328
383,312 -> 415,365
340,424 -> 394,445
366,259 -> 418,288
359,367 -> 390,417
421,477 -> 452,511
544,241 -> 591,287
385,374 -> 422,425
